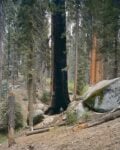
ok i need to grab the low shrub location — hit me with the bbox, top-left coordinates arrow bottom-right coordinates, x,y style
0,133 -> 7,144
66,111 -> 78,125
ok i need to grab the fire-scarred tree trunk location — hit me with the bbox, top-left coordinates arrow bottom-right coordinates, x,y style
45,0 -> 70,115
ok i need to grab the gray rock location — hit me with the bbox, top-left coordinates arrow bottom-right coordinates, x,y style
27,109 -> 44,125
75,102 -> 86,119
67,101 -> 86,119
33,109 -> 44,125
83,78 -> 120,112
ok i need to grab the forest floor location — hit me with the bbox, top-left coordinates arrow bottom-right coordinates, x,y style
0,80 -> 120,150
0,117 -> 120,150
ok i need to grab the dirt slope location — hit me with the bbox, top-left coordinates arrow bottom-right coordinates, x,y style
0,117 -> 120,150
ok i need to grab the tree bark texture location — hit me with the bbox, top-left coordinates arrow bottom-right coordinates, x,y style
73,0 -> 80,99
90,33 -> 103,85
27,46 -> 34,131
8,92 -> 16,147
45,0 -> 70,115
90,33 -> 97,85
0,0 -> 3,99
114,33 -> 118,77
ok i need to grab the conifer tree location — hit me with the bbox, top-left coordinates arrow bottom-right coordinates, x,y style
18,0 -> 36,131
45,0 -> 70,115
0,0 -> 4,98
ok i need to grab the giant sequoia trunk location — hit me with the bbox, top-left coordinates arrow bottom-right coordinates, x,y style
46,0 -> 70,115
90,33 -> 97,85
90,33 -> 103,85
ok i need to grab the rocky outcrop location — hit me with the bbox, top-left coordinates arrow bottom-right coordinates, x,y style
83,78 -> 120,112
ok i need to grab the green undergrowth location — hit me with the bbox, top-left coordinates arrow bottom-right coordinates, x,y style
0,101 -> 24,132
66,111 -> 78,125
0,131 -> 7,144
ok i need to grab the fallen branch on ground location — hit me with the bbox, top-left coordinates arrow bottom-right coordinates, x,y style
73,109 -> 120,131
26,122 -> 67,136
34,122 -> 66,131
26,128 -> 50,136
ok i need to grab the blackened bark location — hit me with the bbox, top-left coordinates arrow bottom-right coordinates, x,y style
45,0 -> 70,115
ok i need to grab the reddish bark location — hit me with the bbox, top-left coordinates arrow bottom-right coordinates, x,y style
90,33 -> 103,85
90,33 -> 97,85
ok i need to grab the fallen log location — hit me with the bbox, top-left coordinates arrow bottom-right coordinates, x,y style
26,128 -> 50,136
26,122 -> 66,136
34,122 -> 66,131
73,110 -> 120,131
